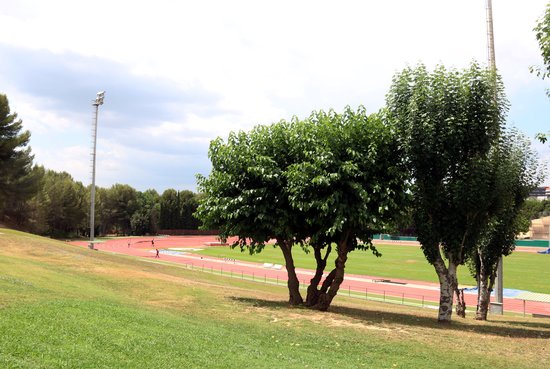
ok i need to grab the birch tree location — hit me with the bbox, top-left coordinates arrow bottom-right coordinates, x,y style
470,130 -> 543,320
386,63 -> 507,323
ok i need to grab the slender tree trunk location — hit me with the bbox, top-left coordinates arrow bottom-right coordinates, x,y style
476,271 -> 491,320
476,254 -> 497,320
320,268 -> 336,294
305,245 -> 331,307
314,234 -> 350,311
455,288 -> 466,318
433,255 -> 458,323
278,238 -> 303,306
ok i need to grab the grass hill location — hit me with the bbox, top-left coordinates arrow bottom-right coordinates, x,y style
0,228 -> 549,368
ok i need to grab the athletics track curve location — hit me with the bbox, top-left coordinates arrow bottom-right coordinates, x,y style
68,236 -> 550,317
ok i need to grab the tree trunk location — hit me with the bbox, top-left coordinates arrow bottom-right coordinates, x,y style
433,256 -> 458,323
314,234 -> 349,311
476,254 -> 497,321
278,238 -> 303,306
320,268 -> 336,294
476,271 -> 491,320
305,245 -> 331,307
455,288 -> 466,318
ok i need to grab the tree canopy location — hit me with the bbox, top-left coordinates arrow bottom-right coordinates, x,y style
0,93 -> 42,223
196,106 -> 407,309
533,2 -> 550,82
469,129 -> 543,320
196,119 -> 310,305
386,63 -> 508,322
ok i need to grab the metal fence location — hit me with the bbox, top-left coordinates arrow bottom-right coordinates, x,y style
162,259 -> 550,318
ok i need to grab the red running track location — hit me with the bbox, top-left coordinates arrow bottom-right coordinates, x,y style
68,236 -> 550,317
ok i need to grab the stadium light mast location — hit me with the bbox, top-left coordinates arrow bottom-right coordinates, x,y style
486,0 -> 503,315
89,91 -> 105,250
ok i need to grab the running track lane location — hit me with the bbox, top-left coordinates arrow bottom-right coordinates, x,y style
68,237 -> 550,316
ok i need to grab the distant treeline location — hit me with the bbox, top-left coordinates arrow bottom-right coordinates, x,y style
2,167 -> 202,238
0,92 -> 204,238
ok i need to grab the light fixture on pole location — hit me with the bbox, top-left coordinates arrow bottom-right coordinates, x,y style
89,91 -> 105,250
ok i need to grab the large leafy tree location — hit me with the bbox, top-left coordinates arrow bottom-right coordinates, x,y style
0,94 -> 42,223
286,107 -> 407,310
470,130 -> 543,320
178,190 -> 200,229
101,184 -> 138,235
196,120 -> 309,305
33,170 -> 88,237
387,63 -> 507,322
131,189 -> 160,235
159,189 -> 180,230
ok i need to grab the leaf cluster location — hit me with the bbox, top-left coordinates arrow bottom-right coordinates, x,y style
196,106 -> 408,254
469,129 -> 545,277
386,63 -> 509,265
0,94 -> 42,215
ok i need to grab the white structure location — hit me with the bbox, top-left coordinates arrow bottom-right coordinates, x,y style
89,91 -> 105,250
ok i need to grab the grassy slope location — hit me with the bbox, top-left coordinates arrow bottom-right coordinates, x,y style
0,228 -> 549,369
197,244 -> 550,293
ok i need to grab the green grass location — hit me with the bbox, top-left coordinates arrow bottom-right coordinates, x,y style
1,228 -> 550,369
196,244 -> 550,294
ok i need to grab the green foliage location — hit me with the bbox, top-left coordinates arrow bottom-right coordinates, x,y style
519,198 -> 549,221
159,189 -> 179,229
536,132 -> 548,144
159,189 -> 201,230
131,189 -> 160,235
387,63 -> 508,266
99,184 -> 138,235
178,190 -> 201,229
286,107 -> 407,251
32,170 -> 88,237
469,129 -> 544,280
531,2 -> 550,81
196,119 -> 310,253
0,93 -> 43,223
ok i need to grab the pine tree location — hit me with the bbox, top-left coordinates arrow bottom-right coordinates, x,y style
0,93 -> 42,224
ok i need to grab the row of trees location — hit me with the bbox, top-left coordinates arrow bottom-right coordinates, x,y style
520,198 -> 550,220
2,167 -> 202,237
196,63 -> 543,322
0,93 -> 202,237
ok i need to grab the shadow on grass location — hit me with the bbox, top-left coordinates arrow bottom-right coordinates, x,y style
230,296 -> 550,339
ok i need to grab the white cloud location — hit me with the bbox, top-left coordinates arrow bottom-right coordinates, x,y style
0,0 -> 549,190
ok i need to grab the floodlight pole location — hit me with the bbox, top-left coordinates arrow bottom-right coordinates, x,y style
89,91 -> 105,250
486,0 -> 504,315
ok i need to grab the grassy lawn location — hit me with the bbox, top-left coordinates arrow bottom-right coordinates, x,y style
1,228 -> 549,368
196,243 -> 550,294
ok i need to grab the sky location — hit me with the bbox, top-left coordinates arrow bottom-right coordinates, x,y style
0,0 -> 549,192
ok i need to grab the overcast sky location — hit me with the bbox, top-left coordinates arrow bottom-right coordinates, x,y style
0,0 -> 549,192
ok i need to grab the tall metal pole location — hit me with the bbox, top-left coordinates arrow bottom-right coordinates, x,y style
486,0 -> 503,315
89,91 -> 105,250
486,0 -> 496,69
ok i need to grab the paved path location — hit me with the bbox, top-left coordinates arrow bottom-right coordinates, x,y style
69,236 -> 550,317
